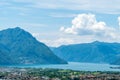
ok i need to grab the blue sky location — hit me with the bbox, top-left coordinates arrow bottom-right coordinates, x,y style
0,0 -> 120,46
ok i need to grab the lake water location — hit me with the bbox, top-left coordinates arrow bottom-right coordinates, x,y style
4,62 -> 120,71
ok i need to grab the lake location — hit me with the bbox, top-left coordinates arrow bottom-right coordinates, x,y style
1,62 -> 120,71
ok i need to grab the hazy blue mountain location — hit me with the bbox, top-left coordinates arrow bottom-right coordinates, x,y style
111,58 -> 120,65
0,27 -> 67,65
0,43 -> 13,65
51,41 -> 120,64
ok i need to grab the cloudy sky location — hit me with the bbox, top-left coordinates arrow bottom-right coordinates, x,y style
0,0 -> 120,47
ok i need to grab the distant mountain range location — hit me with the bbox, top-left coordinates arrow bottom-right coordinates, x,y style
0,27 -> 67,65
51,41 -> 120,65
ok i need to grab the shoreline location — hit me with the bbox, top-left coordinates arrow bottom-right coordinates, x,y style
0,68 -> 120,80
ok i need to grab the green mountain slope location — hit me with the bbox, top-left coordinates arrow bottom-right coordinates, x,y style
51,41 -> 120,64
0,27 -> 67,65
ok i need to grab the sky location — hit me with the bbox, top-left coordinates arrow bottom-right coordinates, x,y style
0,0 -> 120,47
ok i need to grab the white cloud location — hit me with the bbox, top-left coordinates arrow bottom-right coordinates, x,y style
32,33 -> 41,38
6,0 -> 120,14
41,38 -> 74,47
60,27 -> 65,31
33,0 -> 120,14
61,13 -> 120,41
118,16 -> 120,27
32,14 -> 120,47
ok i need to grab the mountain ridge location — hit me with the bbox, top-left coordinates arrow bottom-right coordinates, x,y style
51,41 -> 120,64
0,27 -> 67,65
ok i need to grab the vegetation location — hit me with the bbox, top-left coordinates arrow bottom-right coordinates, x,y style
0,67 -> 120,80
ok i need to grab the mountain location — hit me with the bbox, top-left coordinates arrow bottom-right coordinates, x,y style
0,43 -> 13,65
0,27 -> 67,65
51,41 -> 120,64
111,59 -> 120,65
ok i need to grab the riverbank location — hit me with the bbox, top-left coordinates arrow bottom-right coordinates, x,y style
0,67 -> 120,80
